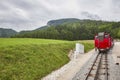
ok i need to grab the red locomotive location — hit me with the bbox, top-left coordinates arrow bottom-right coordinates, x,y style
94,32 -> 114,52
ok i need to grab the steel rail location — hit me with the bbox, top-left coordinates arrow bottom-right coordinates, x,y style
94,53 -> 103,80
105,53 -> 108,80
84,53 -> 100,80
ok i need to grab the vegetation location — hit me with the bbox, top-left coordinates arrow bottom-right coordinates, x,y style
13,19 -> 120,40
0,38 -> 94,80
0,28 -> 17,37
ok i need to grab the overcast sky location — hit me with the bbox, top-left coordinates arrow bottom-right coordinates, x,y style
0,0 -> 120,31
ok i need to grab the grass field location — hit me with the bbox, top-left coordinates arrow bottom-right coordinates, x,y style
0,38 -> 94,80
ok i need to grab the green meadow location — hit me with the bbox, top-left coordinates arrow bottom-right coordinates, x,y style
0,38 -> 94,80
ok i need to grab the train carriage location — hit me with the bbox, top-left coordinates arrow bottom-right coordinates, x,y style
94,32 -> 113,52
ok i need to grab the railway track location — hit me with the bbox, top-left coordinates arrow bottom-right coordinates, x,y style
73,52 -> 110,80
85,52 -> 109,80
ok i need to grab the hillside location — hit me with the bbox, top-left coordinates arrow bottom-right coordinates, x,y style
0,38 -> 94,80
0,28 -> 17,37
13,19 -> 120,40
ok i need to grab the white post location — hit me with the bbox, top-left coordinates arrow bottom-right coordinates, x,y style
74,43 -> 84,59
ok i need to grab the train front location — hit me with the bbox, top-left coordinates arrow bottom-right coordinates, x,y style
94,32 -> 111,52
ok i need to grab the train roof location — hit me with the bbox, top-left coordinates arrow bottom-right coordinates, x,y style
98,32 -> 104,36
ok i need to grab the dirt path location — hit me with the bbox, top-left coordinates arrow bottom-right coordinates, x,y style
57,50 -> 95,80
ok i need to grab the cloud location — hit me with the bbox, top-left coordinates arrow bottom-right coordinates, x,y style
81,11 -> 101,20
0,0 -> 120,31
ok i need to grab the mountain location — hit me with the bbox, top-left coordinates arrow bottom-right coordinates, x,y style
36,18 -> 80,30
0,28 -> 17,37
13,18 -> 120,40
47,18 -> 80,26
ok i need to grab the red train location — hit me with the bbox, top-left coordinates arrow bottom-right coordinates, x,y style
94,32 -> 114,52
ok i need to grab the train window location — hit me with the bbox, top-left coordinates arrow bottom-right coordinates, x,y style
98,32 -> 104,41
98,36 -> 104,41
95,36 -> 98,39
105,35 -> 108,38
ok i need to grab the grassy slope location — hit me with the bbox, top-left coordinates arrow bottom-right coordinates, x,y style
0,38 -> 94,80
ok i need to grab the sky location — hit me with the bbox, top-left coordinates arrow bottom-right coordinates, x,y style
0,0 -> 120,31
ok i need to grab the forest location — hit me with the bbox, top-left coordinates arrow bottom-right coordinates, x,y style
12,20 -> 120,40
